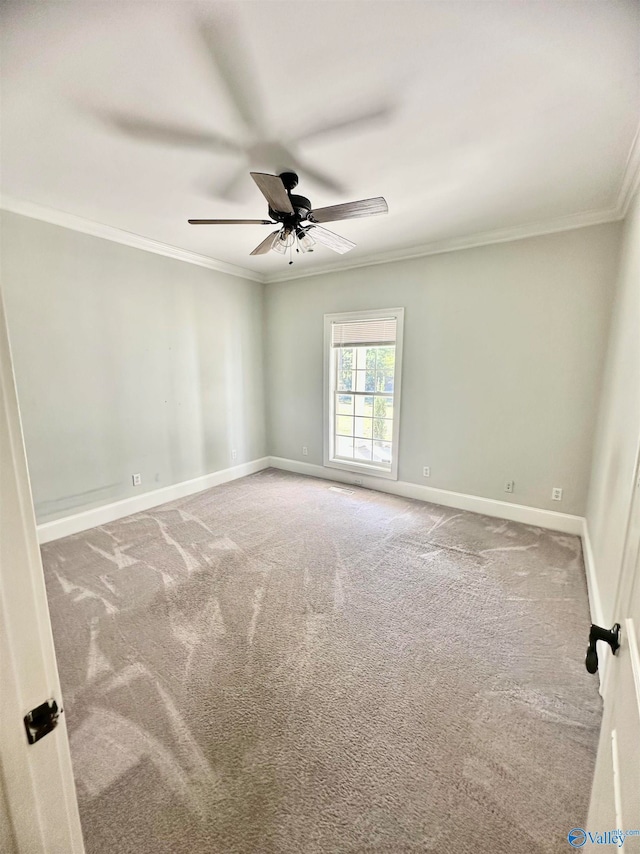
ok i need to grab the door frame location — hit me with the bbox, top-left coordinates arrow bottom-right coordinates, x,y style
600,437 -> 640,698
587,430 -> 640,828
0,284 -> 85,852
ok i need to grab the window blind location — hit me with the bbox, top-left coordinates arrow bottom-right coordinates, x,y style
331,317 -> 397,348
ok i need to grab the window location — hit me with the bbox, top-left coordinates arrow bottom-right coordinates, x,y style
324,308 -> 404,480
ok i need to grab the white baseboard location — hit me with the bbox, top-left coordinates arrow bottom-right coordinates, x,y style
268,456 -> 585,535
40,455 -> 583,542
36,457 -> 271,544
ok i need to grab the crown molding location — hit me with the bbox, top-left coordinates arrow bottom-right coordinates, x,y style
264,204 -> 622,284
264,117 -> 640,284
617,121 -> 640,218
0,195 -> 265,284
4,116 -> 639,288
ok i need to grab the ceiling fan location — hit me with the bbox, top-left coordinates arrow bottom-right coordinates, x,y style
188,171 -> 388,262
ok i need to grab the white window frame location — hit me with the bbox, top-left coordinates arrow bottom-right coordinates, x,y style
323,307 -> 404,481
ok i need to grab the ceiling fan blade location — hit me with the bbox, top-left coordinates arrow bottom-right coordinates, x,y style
250,172 -> 294,214
308,197 -> 388,224
288,156 -> 344,194
305,225 -> 355,255
250,230 -> 280,255
188,219 -> 274,225
104,114 -> 241,153
294,104 -> 393,145
210,164 -> 251,202
198,17 -> 264,134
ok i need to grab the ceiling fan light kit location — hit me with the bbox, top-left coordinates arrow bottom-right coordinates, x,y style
188,171 -> 388,264
271,228 -> 295,256
295,227 -> 316,253
271,227 -> 315,261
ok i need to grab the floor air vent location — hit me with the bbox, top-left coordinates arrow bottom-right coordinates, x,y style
329,486 -> 355,495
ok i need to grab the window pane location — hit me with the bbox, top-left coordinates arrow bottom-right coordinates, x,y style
336,415 -> 354,436
375,371 -> 395,393
355,395 -> 374,416
337,348 -> 354,372
376,346 -> 395,371
372,396 -> 393,419
336,394 -> 354,415
354,439 -> 372,461
365,348 -> 377,371
355,370 -> 368,392
373,441 -> 392,463
337,370 -> 354,391
372,398 -> 393,443
372,418 -> 393,441
354,417 -> 373,439
336,348 -> 354,391
355,347 -> 368,370
335,436 -> 354,458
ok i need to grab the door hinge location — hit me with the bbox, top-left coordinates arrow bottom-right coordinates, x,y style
24,698 -> 62,745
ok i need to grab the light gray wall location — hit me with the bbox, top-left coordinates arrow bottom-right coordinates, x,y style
1,211 -> 266,523
587,191 -> 640,621
1,210 -> 623,526
265,223 -> 621,516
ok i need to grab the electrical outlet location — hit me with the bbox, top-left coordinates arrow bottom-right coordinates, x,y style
132,473 -> 141,486
231,449 -> 237,461
302,446 -> 308,456
552,487 -> 563,501
504,480 -> 514,494
423,466 -> 430,478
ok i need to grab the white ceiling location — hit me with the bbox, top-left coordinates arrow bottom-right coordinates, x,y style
1,1 -> 639,281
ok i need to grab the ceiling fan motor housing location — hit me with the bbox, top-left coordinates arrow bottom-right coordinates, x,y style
269,193 -> 312,229
278,171 -> 299,191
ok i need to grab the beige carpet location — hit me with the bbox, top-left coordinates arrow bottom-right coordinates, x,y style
41,469 -> 601,854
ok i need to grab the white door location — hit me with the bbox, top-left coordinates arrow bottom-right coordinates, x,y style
0,285 -> 85,852
587,447 -> 640,849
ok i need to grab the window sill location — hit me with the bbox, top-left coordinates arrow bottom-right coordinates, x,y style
324,457 -> 398,481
